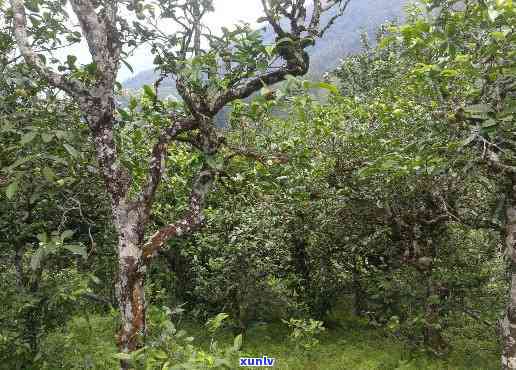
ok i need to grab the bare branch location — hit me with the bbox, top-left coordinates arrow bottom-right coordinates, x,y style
319,0 -> 352,37
260,0 -> 286,37
421,214 -> 449,225
309,0 -> 323,33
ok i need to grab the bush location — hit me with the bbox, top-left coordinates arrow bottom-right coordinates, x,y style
39,312 -> 119,369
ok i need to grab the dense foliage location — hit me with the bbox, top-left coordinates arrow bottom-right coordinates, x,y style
1,0 -> 514,369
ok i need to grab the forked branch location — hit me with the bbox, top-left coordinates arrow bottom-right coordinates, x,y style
142,166 -> 215,260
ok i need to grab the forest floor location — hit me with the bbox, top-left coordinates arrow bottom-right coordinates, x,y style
237,321 -> 497,369
41,306 -> 499,369
187,309 -> 499,370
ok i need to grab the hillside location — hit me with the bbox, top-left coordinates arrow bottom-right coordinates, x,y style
122,0 -> 408,92
4,1 -> 511,368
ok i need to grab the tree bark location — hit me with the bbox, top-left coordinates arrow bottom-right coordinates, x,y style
423,279 -> 446,354
352,261 -> 365,317
292,236 -> 311,293
502,175 -> 516,369
9,2 -> 347,368
114,202 -> 146,369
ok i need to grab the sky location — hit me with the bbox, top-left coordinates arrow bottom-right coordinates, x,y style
59,0 -> 266,81
123,0 -> 265,80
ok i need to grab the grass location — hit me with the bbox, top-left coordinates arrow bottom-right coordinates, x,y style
237,320 -> 499,370
185,306 -> 499,370
38,306 -> 500,369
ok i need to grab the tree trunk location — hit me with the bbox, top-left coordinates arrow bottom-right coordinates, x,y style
502,175 -> 516,369
423,279 -> 446,354
114,203 -> 146,369
352,262 -> 365,317
163,248 -> 189,303
292,236 -> 311,294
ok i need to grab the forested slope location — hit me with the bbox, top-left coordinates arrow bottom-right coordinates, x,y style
1,1 -> 514,370
122,0 -> 408,91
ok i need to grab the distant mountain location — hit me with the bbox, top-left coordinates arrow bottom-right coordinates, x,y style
306,0 -> 407,78
122,0 -> 408,96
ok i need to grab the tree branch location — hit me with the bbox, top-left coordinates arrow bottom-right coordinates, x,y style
487,150 -> 516,174
140,117 -> 198,209
260,0 -> 286,37
142,166 -> 215,261
69,0 -> 121,86
210,62 -> 307,114
318,0 -> 352,37
10,0 -> 87,96
223,144 -> 289,166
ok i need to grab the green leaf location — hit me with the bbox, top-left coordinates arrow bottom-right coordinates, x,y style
90,275 -> 101,284
6,156 -> 34,171
204,155 -> 223,170
61,229 -> 75,241
440,69 -> 459,77
85,62 -> 97,75
66,54 -> 77,66
315,82 -> 339,95
41,133 -> 53,143
276,37 -> 294,46
233,334 -> 243,351
118,108 -> 130,120
37,232 -> 48,243
153,351 -> 169,360
122,59 -> 134,73
113,353 -> 132,361
37,53 -> 46,65
265,45 -> 276,56
63,143 -> 80,159
64,244 -> 87,259
29,193 -> 40,204
143,84 -> 157,100
205,313 -> 229,334
213,359 -> 231,367
129,97 -> 138,110
301,37 -> 315,47
6,181 -> 18,200
20,131 -> 37,145
464,104 -> 492,114
428,294 -> 440,305
30,248 -> 44,271
42,167 -> 55,181
55,130 -> 69,140
482,119 -> 498,128
25,0 -> 39,12
491,31 -> 506,41
378,35 -> 395,49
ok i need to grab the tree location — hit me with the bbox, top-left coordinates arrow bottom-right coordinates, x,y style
0,14 -> 112,366
8,0 -> 350,363
354,0 -> 514,363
